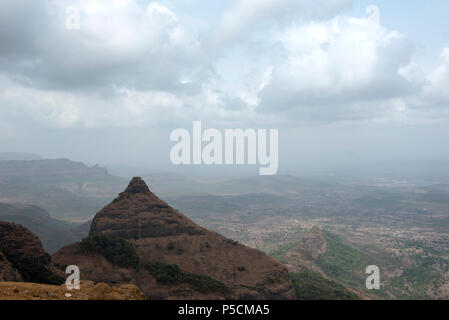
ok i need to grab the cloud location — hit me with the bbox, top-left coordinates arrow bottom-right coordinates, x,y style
0,74 -> 191,129
0,0 -> 448,133
422,47 -> 449,105
256,12 -> 424,121
0,0 -> 209,94
216,0 -> 352,46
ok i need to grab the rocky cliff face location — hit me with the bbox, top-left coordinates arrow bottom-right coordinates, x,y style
0,252 -> 22,282
53,177 -> 296,300
0,222 -> 62,284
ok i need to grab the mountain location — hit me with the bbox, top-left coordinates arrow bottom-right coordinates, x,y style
0,222 -> 63,284
52,177 -> 296,300
0,203 -> 89,253
0,159 -> 128,219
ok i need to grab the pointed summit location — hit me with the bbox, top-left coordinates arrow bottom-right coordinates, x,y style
89,176 -> 205,239
124,177 -> 150,194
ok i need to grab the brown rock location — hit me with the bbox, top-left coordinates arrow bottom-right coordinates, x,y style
0,222 -> 63,284
0,251 -> 22,282
123,177 -> 151,194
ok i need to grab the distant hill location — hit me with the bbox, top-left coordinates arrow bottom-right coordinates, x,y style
0,203 -> 89,253
0,158 -> 128,219
0,152 -> 41,161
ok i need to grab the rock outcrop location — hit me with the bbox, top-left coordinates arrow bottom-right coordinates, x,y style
0,281 -> 145,300
0,222 -> 62,284
53,177 -> 296,300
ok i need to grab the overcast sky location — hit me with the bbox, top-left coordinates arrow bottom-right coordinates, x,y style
0,0 -> 448,176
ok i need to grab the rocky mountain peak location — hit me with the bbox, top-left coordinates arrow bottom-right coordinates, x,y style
89,177 -> 205,239
124,177 -> 150,194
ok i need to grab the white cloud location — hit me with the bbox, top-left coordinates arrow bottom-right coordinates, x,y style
256,10 -> 424,123
422,47 -> 449,104
216,0 -> 352,45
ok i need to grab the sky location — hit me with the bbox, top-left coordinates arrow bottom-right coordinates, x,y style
0,0 -> 448,177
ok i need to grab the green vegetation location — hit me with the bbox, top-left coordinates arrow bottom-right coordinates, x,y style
387,254 -> 449,299
315,232 -> 371,289
291,269 -> 359,300
144,261 -> 230,293
76,235 -> 139,270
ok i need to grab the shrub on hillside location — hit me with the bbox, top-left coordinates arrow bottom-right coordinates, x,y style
144,261 -> 230,293
290,269 -> 359,300
76,235 -> 139,270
